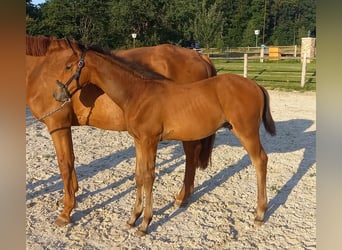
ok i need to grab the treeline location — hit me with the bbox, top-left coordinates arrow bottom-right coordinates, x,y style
26,0 -> 316,50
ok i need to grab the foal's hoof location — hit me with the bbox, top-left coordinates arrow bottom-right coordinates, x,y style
174,199 -> 189,207
136,228 -> 147,237
126,220 -> 135,229
54,215 -> 70,227
254,218 -> 264,227
174,194 -> 190,207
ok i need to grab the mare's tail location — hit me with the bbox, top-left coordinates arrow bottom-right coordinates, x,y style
198,134 -> 216,169
199,53 -> 217,77
196,54 -> 217,169
259,85 -> 276,136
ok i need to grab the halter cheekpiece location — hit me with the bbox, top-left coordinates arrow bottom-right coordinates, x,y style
53,49 -> 86,102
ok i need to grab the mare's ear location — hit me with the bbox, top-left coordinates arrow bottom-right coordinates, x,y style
45,37 -> 81,58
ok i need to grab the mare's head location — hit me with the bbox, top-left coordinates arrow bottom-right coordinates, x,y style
25,35 -> 84,99
26,35 -> 88,102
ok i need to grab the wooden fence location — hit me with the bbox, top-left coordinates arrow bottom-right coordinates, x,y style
240,53 -> 312,87
210,53 -> 316,89
202,45 -> 316,61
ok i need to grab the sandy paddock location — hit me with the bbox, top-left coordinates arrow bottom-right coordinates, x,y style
26,90 -> 316,249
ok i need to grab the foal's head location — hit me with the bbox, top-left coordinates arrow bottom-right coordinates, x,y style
56,40 -> 170,96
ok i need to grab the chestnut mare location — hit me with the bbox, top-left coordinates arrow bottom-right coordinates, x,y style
28,36 -> 276,236
26,36 -> 216,225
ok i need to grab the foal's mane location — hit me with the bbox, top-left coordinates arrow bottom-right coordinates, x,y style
83,44 -> 168,81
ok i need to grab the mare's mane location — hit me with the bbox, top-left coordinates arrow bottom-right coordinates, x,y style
26,35 -> 53,56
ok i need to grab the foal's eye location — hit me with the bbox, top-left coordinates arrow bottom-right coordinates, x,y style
65,65 -> 72,71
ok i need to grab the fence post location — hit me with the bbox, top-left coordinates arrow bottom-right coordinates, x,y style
260,47 -> 264,63
244,53 -> 248,78
301,53 -> 307,87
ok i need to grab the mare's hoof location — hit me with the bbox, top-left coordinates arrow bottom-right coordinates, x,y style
54,215 -> 70,227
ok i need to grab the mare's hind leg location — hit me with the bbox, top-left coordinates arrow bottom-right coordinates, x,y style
50,127 -> 78,226
175,140 -> 201,206
235,129 -> 268,225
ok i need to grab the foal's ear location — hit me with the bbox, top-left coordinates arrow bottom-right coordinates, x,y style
66,39 -> 80,56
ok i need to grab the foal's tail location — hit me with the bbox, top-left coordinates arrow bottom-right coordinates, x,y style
259,85 -> 276,136
198,134 -> 216,169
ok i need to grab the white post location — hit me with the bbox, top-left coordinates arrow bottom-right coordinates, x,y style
131,33 -> 137,48
301,53 -> 307,87
244,53 -> 248,78
294,45 -> 297,58
260,47 -> 264,63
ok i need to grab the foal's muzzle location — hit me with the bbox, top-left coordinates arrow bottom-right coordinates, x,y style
53,49 -> 86,102
53,80 -> 71,102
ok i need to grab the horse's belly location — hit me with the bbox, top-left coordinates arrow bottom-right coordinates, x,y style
162,117 -> 222,141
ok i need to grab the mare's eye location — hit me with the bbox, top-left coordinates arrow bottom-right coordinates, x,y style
66,65 -> 72,71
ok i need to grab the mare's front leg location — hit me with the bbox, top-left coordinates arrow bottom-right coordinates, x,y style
50,127 -> 78,226
127,137 -> 158,236
175,140 -> 201,206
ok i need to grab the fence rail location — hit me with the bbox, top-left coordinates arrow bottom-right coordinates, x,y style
211,53 -> 316,90
202,45 -> 316,61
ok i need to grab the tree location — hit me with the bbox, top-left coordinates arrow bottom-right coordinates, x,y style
193,0 -> 224,50
109,0 -> 167,48
25,0 -> 316,49
224,0 -> 251,47
162,0 -> 198,44
241,0 -> 265,46
26,0 -> 45,35
268,0 -> 316,45
76,0 -> 112,47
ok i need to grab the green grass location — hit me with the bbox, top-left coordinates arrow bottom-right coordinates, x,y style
212,59 -> 316,91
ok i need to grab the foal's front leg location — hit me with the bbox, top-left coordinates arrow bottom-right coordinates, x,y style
127,137 -> 158,236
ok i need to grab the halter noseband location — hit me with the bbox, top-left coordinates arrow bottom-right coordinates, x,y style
53,49 -> 86,102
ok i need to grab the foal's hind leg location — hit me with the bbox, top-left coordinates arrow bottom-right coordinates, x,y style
235,129 -> 268,225
50,128 -> 78,226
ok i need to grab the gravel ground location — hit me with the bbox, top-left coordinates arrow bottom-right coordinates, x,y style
26,90 -> 316,249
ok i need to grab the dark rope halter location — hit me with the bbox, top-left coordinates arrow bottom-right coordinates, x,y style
53,49 -> 86,102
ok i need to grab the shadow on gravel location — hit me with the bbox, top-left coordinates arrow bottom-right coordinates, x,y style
27,115 -> 315,232
149,118 -> 316,233
27,104 -> 187,201
26,140 -> 185,201
264,119 -> 316,222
